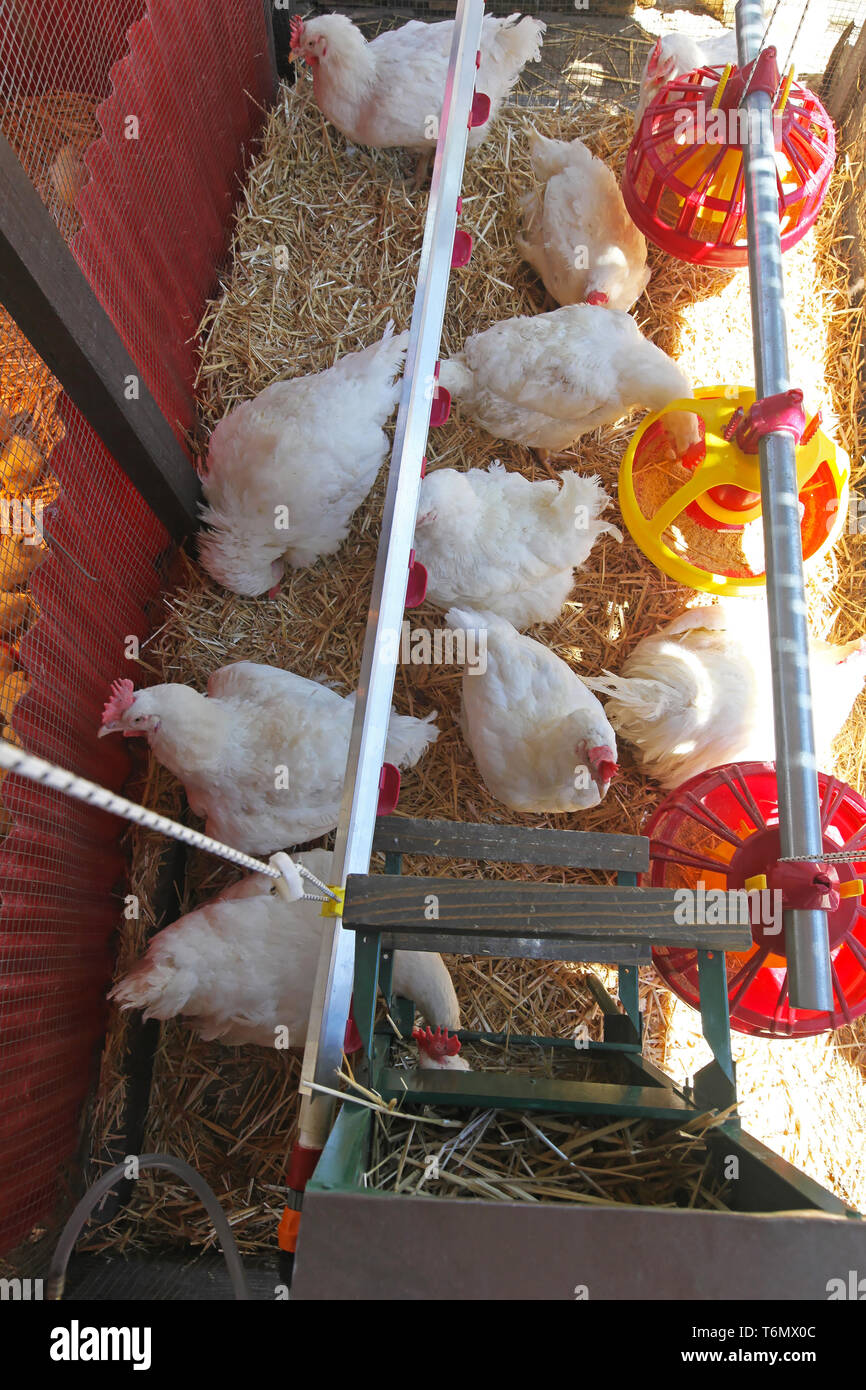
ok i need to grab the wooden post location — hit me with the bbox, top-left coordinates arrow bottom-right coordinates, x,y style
822,19 -> 866,124
261,0 -> 279,94
0,132 -> 201,540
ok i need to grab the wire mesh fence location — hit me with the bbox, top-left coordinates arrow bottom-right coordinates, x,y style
0,0 -> 275,1259
0,323 -> 170,1256
281,2 -> 866,112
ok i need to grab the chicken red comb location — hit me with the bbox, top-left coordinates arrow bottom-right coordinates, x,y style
101,678 -> 135,725
646,38 -> 663,76
586,291 -> 608,306
289,15 -> 304,49
413,1025 -> 462,1060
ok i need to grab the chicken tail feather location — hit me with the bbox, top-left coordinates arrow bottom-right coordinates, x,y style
584,672 -> 674,727
110,956 -> 196,1022
384,708 -> 439,769
489,14 -> 546,72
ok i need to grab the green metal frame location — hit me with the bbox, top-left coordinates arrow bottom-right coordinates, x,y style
308,840 -> 851,1216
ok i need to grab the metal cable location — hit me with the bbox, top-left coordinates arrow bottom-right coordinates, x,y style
0,737 -> 337,899
778,0 -> 812,81
738,0 -> 785,106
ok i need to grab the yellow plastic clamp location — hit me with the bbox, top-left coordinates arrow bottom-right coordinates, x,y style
320,885 -> 346,918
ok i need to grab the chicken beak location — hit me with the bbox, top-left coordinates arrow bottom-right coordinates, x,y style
98,721 -> 122,738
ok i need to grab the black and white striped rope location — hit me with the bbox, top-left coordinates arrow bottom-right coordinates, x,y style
0,737 -> 338,902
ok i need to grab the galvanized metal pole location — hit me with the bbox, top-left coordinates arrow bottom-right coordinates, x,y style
736,0 -> 833,1010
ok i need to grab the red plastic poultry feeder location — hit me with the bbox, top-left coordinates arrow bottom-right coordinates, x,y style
645,761 -> 866,1037
622,48 -> 835,267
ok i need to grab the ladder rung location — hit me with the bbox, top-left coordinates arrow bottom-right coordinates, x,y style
372,816 -> 649,872
345,876 -> 752,951
378,1068 -> 694,1119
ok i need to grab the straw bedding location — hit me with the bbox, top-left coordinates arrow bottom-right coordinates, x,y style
86,48 -> 866,1250
363,1090 -> 736,1210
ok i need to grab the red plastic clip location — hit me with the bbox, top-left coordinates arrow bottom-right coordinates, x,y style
733,389 -> 806,454
469,91 -> 491,128
456,196 -> 463,215
452,228 -> 473,266
377,764 -> 401,816
343,999 -> 363,1054
745,46 -> 781,99
769,860 -> 841,913
475,49 -> 481,69
279,1140 -> 323,1252
429,362 -> 451,427
287,1142 -> 323,1192
420,455 -> 427,479
405,550 -> 428,608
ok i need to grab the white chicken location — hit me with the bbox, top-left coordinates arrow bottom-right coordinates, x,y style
198,323 -> 407,596
414,462 -> 621,630
517,130 -> 649,312
635,32 -> 739,128
98,663 -> 438,853
289,12 -> 545,178
110,850 -> 463,1050
437,304 -> 700,463
586,602 -> 866,789
446,607 -> 617,813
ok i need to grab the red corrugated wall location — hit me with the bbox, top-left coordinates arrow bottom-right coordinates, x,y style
0,0 -> 274,1254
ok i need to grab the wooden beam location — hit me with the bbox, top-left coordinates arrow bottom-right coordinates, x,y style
260,0 -> 280,99
0,132 -> 201,539
344,875 -> 753,950
822,20 -> 866,124
372,815 -> 649,871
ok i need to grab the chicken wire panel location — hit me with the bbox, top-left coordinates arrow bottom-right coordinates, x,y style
306,3 -> 866,98
0,310 -> 170,1257
1,0 -> 275,445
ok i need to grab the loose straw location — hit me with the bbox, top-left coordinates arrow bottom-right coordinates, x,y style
0,737 -> 338,900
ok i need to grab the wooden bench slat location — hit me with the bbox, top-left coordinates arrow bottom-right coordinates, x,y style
345,875 -> 753,951
372,816 -> 649,872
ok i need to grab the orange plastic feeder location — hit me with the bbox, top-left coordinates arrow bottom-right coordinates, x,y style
622,48 -> 835,266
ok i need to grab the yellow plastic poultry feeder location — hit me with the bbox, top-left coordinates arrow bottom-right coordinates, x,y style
619,385 -> 849,596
